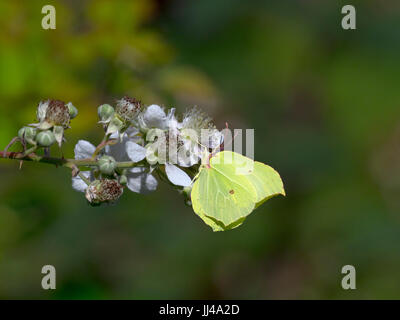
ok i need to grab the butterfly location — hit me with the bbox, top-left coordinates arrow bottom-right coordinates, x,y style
190,150 -> 285,231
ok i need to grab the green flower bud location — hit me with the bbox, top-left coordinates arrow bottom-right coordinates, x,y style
119,175 -> 128,185
145,142 -> 159,166
66,102 -> 78,119
98,155 -> 117,175
18,127 -> 37,145
36,130 -> 56,147
85,179 -> 123,205
98,104 -> 114,123
106,114 -> 126,135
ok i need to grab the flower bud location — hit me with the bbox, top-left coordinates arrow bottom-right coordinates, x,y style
36,130 -> 56,147
106,114 -> 125,136
18,126 -> 37,145
119,175 -> 128,185
98,155 -> 117,175
66,102 -> 78,119
145,142 -> 160,166
85,179 -> 123,205
115,96 -> 142,122
98,104 -> 114,123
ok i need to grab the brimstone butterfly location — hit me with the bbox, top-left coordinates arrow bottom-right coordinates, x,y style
191,151 -> 285,231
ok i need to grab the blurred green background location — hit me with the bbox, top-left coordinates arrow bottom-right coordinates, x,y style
0,0 -> 400,299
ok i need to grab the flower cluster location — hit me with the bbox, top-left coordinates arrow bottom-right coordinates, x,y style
3,96 -> 285,231
71,96 -> 223,205
19,99 -> 78,148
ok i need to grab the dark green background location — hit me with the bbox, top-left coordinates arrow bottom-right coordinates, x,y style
0,0 -> 399,299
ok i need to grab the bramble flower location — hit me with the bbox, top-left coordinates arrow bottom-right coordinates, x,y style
181,107 -> 223,149
105,96 -> 142,137
30,99 -> 77,147
138,104 -> 170,131
1,95 -> 285,231
72,138 -> 158,197
144,130 -> 193,187
181,107 -> 213,132
38,99 -> 70,128
85,179 -> 124,205
115,96 -> 142,122
105,130 -> 146,163
138,105 -> 216,187
105,132 -> 158,194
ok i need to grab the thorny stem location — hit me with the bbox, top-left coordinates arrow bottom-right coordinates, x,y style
0,150 -> 143,171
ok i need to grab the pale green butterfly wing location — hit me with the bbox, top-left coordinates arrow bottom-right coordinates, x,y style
191,151 -> 285,231
210,151 -> 256,192
244,161 -> 285,205
191,162 -> 256,227
212,151 -> 285,203
191,170 -> 224,231
191,191 -> 246,232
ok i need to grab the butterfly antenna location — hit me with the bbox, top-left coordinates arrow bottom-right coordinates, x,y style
222,125 -> 239,151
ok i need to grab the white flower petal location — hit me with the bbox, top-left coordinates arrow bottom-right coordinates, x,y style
109,132 -> 121,140
178,154 -> 200,167
201,129 -> 224,149
166,108 -> 182,131
126,141 -> 146,163
72,171 -> 91,193
126,167 -> 158,194
177,144 -> 201,167
142,104 -> 167,129
74,140 -> 96,159
126,127 -> 140,138
37,100 -> 49,122
165,163 -> 192,187
105,134 -> 130,161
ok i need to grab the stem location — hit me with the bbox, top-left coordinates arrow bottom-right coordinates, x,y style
78,172 -> 91,186
116,161 -> 146,169
3,136 -> 23,158
0,150 -> 142,170
91,134 -> 115,160
22,146 -> 37,157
